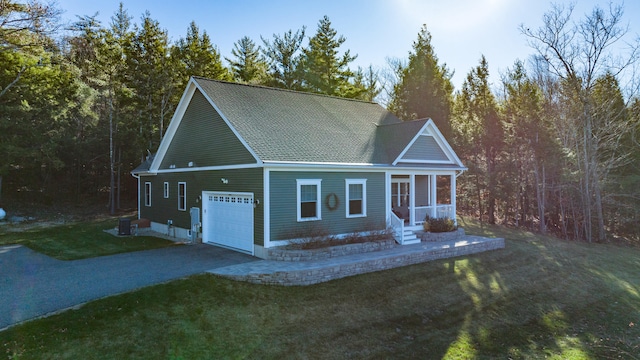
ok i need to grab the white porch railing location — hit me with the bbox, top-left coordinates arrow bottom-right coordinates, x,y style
390,211 -> 405,244
414,205 -> 454,225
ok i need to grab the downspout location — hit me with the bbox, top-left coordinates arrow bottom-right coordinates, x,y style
131,172 -> 141,220
453,170 -> 465,225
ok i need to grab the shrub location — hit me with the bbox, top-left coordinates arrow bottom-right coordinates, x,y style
423,216 -> 456,233
282,223 -> 392,250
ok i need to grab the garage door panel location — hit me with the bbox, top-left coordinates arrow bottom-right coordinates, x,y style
202,191 -> 254,254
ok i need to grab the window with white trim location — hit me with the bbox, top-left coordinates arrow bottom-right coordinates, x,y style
346,179 -> 367,218
163,182 -> 169,198
297,179 -> 321,221
178,182 -> 186,211
144,182 -> 152,207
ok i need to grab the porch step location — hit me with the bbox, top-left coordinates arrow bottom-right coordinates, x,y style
402,230 -> 420,245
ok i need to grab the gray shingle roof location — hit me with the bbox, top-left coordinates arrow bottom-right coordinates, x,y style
194,77 -> 412,164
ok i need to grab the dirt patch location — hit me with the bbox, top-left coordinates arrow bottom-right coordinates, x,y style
0,220 -> 69,233
0,200 -> 138,234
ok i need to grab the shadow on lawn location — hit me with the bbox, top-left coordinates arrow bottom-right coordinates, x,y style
433,226 -> 640,358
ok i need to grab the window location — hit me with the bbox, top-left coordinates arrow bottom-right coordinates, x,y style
163,182 -> 169,198
144,182 -> 152,207
391,178 -> 410,207
346,179 -> 367,218
297,179 -> 321,221
178,182 -> 186,211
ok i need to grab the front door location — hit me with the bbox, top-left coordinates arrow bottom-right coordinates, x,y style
391,177 -> 410,220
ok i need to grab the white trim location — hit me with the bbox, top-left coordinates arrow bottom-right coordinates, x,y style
265,163 -> 466,172
178,181 -> 187,211
392,119 -> 465,167
423,119 -> 465,167
393,122 -> 428,165
264,160 -> 382,167
296,179 -> 322,222
144,182 -> 152,207
345,179 -> 367,218
163,182 -> 169,198
430,174 -> 437,218
155,163 -> 261,174
263,168 -> 271,249
137,177 -> 141,219
385,172 -> 391,227
451,173 -> 457,225
410,174 -> 416,225
395,159 -> 453,164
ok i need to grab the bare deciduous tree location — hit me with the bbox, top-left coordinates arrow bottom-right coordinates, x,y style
521,2 -> 640,241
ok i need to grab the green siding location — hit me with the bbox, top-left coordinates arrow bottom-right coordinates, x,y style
139,167 -> 264,246
159,89 -> 256,169
269,171 -> 386,241
403,135 -> 449,161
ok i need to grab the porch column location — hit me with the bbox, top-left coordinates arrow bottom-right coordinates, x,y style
451,173 -> 457,224
409,173 -> 415,226
385,172 -> 391,227
430,174 -> 437,218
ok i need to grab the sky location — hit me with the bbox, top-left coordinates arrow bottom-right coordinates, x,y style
54,0 -> 640,92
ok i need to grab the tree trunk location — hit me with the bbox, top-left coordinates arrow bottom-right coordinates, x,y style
593,170 -> 606,241
559,188 -> 568,240
487,152 -> 496,225
534,161 -> 547,234
582,110 -> 592,242
109,92 -> 115,215
117,148 -> 121,210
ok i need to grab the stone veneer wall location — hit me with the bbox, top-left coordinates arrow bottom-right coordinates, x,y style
420,228 -> 465,242
266,239 -> 397,261
217,237 -> 505,286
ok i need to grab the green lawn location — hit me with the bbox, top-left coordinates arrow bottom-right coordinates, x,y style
1,217 -> 639,359
0,218 -> 177,260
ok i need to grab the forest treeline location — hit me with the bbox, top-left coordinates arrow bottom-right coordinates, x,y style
1,1 -> 639,242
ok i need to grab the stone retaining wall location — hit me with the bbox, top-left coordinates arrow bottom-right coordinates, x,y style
420,228 -> 465,242
266,239 -> 397,261
219,237 -> 505,286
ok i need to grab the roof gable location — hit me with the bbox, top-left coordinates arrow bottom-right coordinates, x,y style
392,119 -> 464,167
193,77 -> 400,164
157,89 -> 257,169
148,80 -> 261,173
143,77 -> 465,172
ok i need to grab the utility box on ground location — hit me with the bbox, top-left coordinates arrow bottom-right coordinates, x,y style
189,207 -> 200,243
118,218 -> 131,236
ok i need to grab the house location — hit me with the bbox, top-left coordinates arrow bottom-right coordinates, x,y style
131,77 -> 466,258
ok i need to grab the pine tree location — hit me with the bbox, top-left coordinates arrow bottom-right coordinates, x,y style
350,65 -> 381,101
261,27 -> 305,90
454,56 -> 503,224
390,25 -> 454,137
299,16 -> 357,97
226,36 -> 268,84
125,11 -> 175,150
172,21 -> 230,89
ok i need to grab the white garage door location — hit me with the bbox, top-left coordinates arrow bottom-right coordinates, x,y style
202,191 -> 254,254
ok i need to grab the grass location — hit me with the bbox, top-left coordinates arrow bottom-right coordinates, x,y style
1,217 -> 639,359
0,218 -> 178,260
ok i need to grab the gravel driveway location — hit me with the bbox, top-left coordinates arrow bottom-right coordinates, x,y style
0,244 -> 257,330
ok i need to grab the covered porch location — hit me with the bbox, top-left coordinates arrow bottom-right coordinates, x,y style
387,171 -> 461,244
